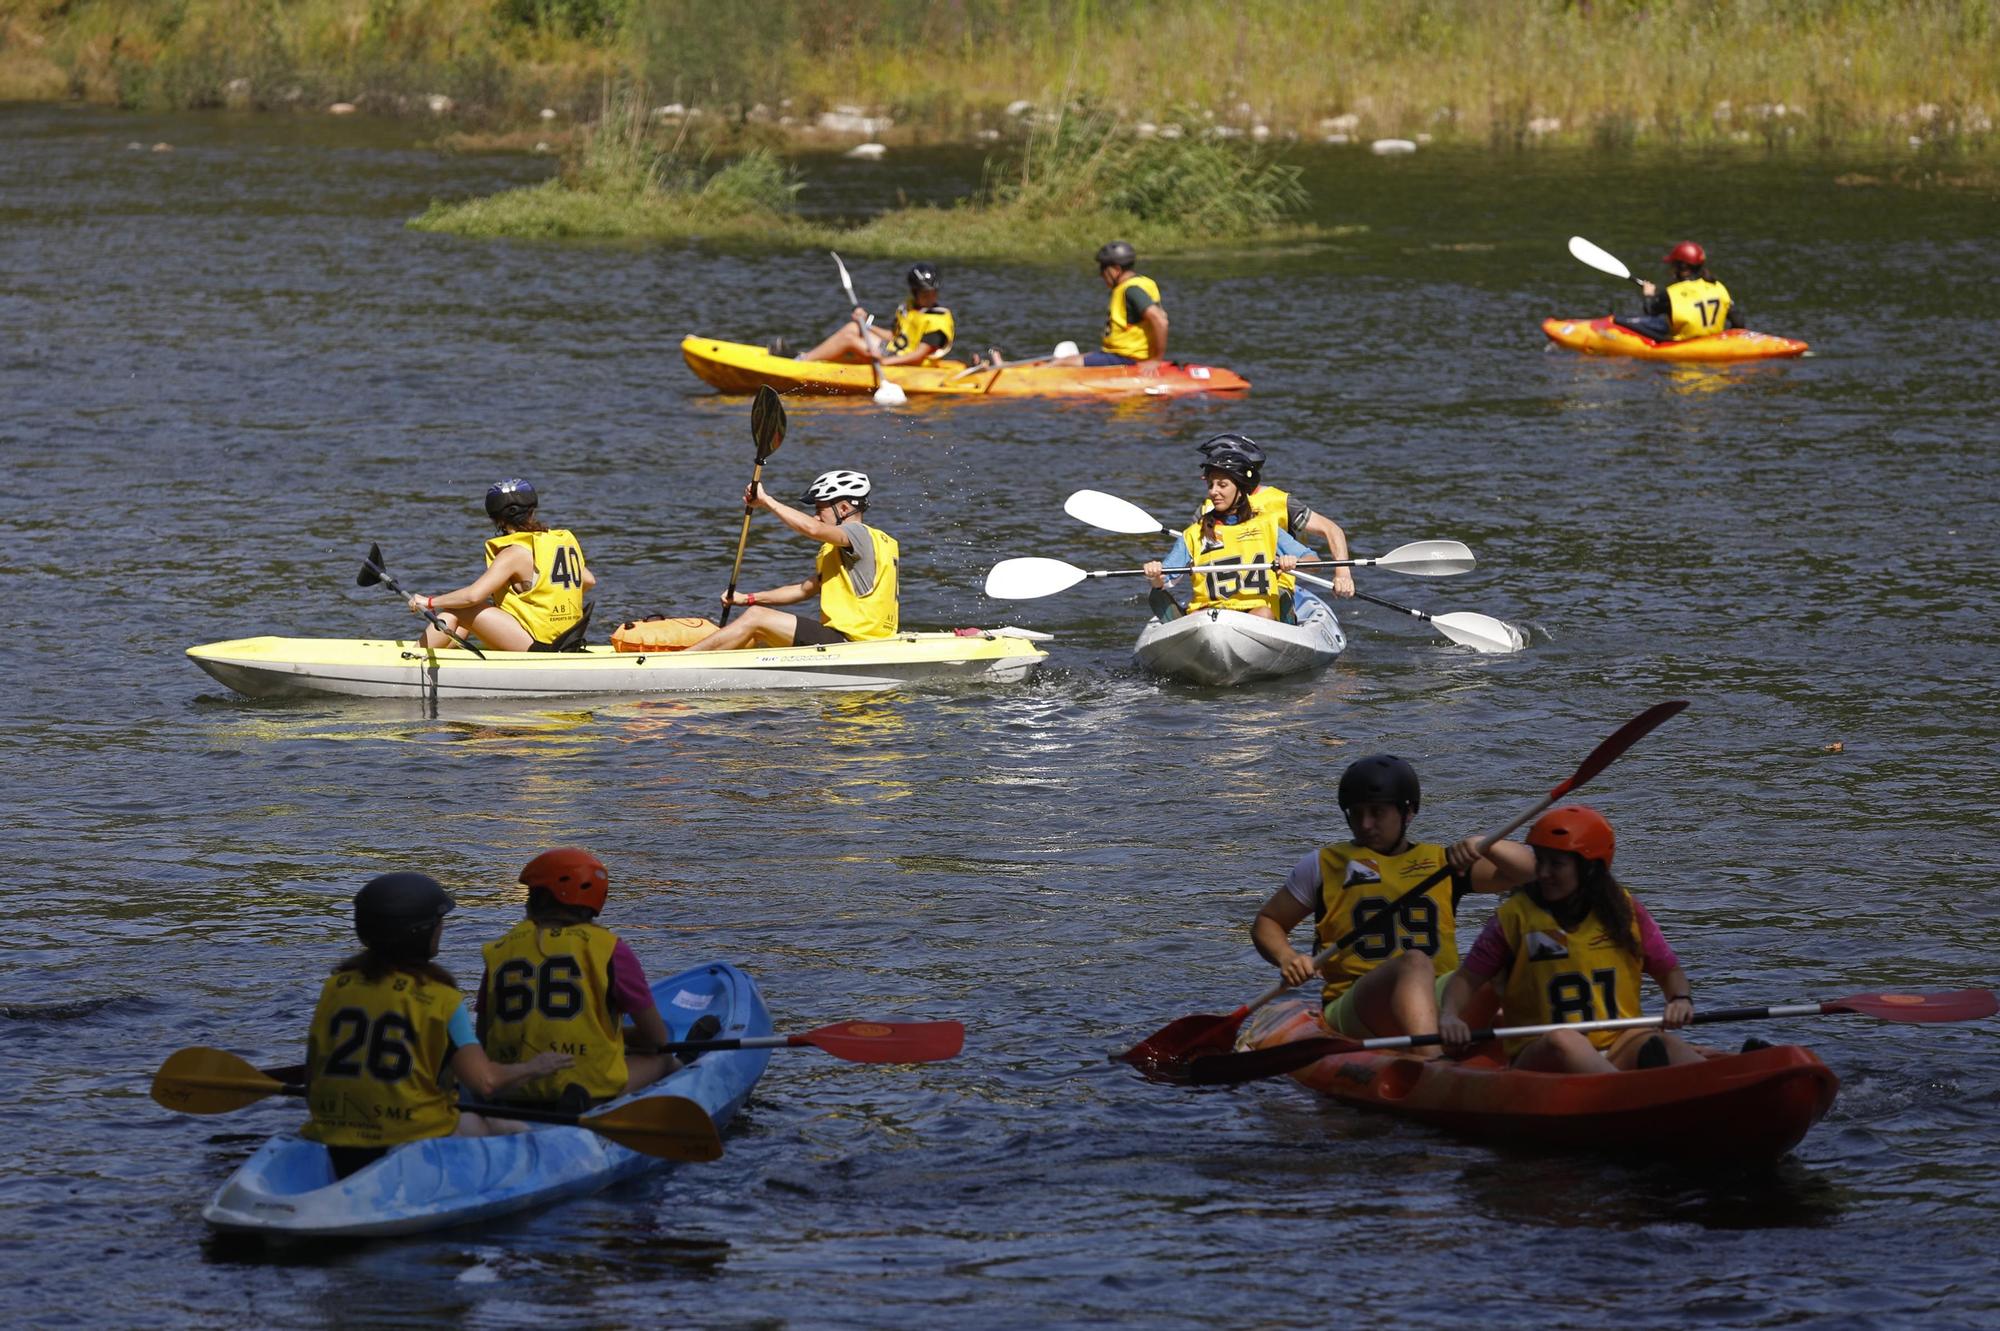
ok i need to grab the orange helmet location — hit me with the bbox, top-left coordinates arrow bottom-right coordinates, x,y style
1663,240 -> 1706,268
519,848 -> 609,913
1526,806 -> 1615,866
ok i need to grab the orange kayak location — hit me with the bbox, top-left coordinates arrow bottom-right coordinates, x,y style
680,336 -> 1249,398
1542,316 -> 1808,362
1241,999 -> 1838,1162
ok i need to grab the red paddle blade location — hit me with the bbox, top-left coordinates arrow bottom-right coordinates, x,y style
800,1020 -> 965,1063
1112,1007 -> 1252,1082
1549,699 -> 1688,799
1185,1036 -> 1361,1087
1826,989 -> 1998,1023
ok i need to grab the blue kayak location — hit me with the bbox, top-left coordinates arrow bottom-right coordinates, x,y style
201,961 -> 772,1237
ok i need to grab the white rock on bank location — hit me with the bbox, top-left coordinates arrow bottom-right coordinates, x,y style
539,108 -> 556,121
1006,99 -> 1033,117
427,94 -> 453,114
329,102 -> 356,115
846,142 -> 886,159
1370,138 -> 1417,155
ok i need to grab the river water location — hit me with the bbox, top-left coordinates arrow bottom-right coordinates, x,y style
4,105 -> 1998,1329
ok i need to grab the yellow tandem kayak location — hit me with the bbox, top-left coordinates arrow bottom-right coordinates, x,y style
681,336 -> 1250,398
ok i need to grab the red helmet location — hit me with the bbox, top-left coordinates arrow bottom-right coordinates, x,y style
1526,806 -> 1615,866
1663,241 -> 1706,268
519,848 -> 609,913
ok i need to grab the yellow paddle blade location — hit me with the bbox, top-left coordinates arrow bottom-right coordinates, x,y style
151,1047 -> 287,1115
583,1093 -> 724,1162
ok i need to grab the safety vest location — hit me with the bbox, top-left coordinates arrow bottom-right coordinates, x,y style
1102,275 -> 1162,360
483,528 -> 587,644
1178,509 -> 1283,614
1492,890 -> 1644,1054
1201,485 -> 1299,594
300,967 -> 462,1148
1665,278 -> 1732,341
816,524 -> 900,640
890,303 -> 955,357
1312,841 -> 1461,1003
480,920 -> 629,1105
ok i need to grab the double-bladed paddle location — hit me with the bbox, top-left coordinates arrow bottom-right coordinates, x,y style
149,1047 -> 723,1161
984,543 -> 1475,600
1059,488 -> 1522,650
357,543 -> 487,659
719,384 -> 787,628
1113,699 -> 1691,1084
1186,988 -> 2000,1087
658,1018 -> 965,1064
832,251 -> 907,407
1568,235 -> 1647,290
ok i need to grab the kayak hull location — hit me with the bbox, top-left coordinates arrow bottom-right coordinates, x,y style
1242,999 -> 1838,1162
1132,600 -> 1345,686
1542,316 -> 1808,362
201,961 -> 772,1237
187,631 -> 1048,699
681,336 -> 1248,398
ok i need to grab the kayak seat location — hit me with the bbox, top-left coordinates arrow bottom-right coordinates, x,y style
679,1013 -> 724,1064
544,601 -> 595,653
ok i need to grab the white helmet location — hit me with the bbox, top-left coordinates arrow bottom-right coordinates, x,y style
802,469 -> 872,506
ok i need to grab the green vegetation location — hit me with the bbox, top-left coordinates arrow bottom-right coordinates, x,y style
410,98 -> 1326,257
6,1 -> 1995,153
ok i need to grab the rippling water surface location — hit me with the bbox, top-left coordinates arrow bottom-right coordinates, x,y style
4,106 -> 1998,1329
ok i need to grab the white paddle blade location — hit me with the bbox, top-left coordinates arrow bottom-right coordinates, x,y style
1064,490 -> 1164,535
1567,235 -> 1632,282
984,557 -> 1090,600
873,381 -> 908,407
1371,540 -> 1476,577
1432,612 -> 1528,654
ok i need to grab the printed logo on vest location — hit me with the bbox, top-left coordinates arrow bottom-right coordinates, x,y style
1344,859 -> 1382,886
1526,930 -> 1570,962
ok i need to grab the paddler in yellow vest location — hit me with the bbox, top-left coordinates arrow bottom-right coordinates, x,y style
1048,240 -> 1169,370
1250,757 -> 1508,1046
1194,433 -> 1356,602
406,478 -> 595,651
796,263 -> 957,367
1438,806 -> 1701,1072
1620,240 -> 1745,342
302,872 -> 573,1179
1142,449 -> 1305,620
477,849 -> 718,1110
692,469 -> 900,651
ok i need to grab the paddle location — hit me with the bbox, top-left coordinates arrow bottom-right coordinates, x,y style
719,384 -> 788,628
832,251 -> 907,407
150,1047 -> 723,1162
1568,235 -> 1646,290
1336,584 -> 1526,654
984,542 -> 1474,601
1113,699 -> 1690,1083
661,1018 -> 965,1064
357,543 -> 487,659
944,352 -> 1044,385
1187,988 -> 2000,1086
1063,490 -> 1520,651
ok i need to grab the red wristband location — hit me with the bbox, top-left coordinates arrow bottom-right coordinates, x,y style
746,592 -> 756,605
427,596 -> 435,611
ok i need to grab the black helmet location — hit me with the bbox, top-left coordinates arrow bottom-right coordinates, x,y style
906,262 -> 940,292
354,872 -> 455,961
1337,755 -> 1421,817
1199,433 -> 1265,489
1095,240 -> 1136,270
485,477 -> 538,526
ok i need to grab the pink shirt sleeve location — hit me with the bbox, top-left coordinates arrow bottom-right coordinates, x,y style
1632,899 -> 1681,978
1459,914 -> 1512,981
607,938 -> 656,1014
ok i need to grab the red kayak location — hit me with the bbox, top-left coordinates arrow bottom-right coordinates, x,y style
1241,999 -> 1838,1162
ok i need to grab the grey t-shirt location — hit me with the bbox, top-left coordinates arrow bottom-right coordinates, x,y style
817,519 -> 879,596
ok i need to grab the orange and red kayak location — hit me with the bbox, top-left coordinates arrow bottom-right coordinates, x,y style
1542,316 -> 1808,362
1241,999 -> 1838,1162
681,336 -> 1249,398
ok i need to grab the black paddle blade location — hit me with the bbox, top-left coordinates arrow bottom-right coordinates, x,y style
356,543 -> 385,587
751,384 -> 786,461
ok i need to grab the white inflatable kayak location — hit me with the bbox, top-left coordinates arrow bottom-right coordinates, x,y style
1132,598 -> 1345,686
187,630 -> 1049,699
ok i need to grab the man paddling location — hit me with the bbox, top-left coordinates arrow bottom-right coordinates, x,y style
1617,240 -> 1745,342
690,470 -> 900,651
795,263 -> 956,367
1048,240 -> 1168,370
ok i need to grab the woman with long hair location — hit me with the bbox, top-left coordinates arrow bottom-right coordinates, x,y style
405,478 -> 594,651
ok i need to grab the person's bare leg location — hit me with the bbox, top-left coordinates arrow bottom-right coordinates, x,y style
689,607 -> 800,652
798,323 -> 881,364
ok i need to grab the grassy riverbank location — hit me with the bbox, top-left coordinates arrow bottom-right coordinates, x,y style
5,1 -> 1996,151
